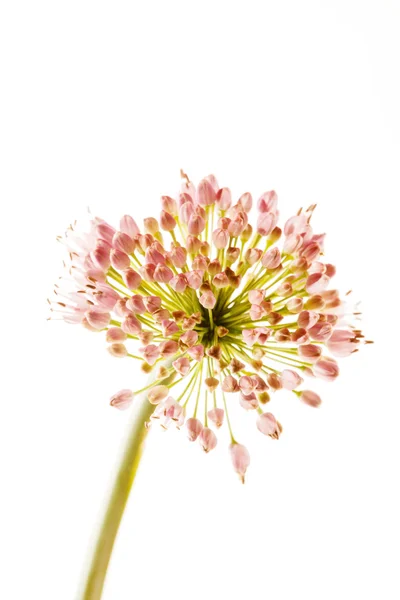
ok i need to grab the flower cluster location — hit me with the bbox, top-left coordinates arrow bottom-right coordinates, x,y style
50,172 -> 368,482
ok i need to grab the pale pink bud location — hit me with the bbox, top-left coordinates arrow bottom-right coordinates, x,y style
222,375 -> 239,393
325,263 -> 336,278
216,187 -> 232,210
240,223 -> 253,242
228,215 -> 247,237
186,417 -> 203,441
301,241 -> 320,262
284,213 -> 308,236
245,248 -> 262,266
314,357 -> 339,381
161,195 -> 178,216
160,210 -> 176,231
226,247 -> 240,265
121,314 -> 142,335
126,295 -> 146,314
218,217 -> 231,230
248,289 -> 265,305
213,272 -> 229,288
306,273 -> 330,294
180,330 -> 198,347
94,285 -> 120,311
257,212 -> 277,236
107,342 -> 128,358
148,385 -> 169,405
110,249 -> 130,270
291,328 -> 309,344
138,233 -> 154,251
106,327 -> 127,342
188,214 -> 206,235
197,179 -> 216,206
199,427 -> 217,453
239,393 -> 259,410
186,270 -> 204,290
110,389 -> 133,410
257,191 -> 278,213
122,268 -> 142,290
159,340 -> 179,358
145,245 -> 165,265
152,308 -> 170,323
187,344 -> 204,361
305,295 -> 326,311
154,264 -> 173,283
186,235 -> 202,254
114,298 -> 131,317
250,304 -> 264,320
172,356 -> 191,376
266,373 -> 282,391
242,329 -> 259,347
169,245 -> 187,268
327,329 -> 357,357
91,243 -> 111,271
113,231 -> 136,254
162,319 -> 179,337
192,254 -> 209,271
139,263 -> 155,282
97,222 -> 116,244
261,247 -> 281,269
286,297 -> 304,313
299,390 -> 322,408
298,310 -> 320,329
280,369 -> 303,390
256,412 -> 282,439
85,310 -> 111,330
199,291 -> 216,309
207,408 -> 224,428
144,217 -> 159,235
179,201 -> 194,224
283,234 -> 303,255
212,228 -> 229,249
139,331 -> 154,345
238,192 -> 252,212
120,215 -> 140,237
139,344 -> 160,365
308,321 -> 333,341
170,274 -> 188,293
143,295 -> 162,313
239,375 -> 257,396
276,281 -> 293,297
274,328 -> 291,342
298,344 -> 322,362
230,443 -> 250,483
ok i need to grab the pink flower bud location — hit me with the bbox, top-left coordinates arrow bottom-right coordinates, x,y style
192,254 -> 209,271
230,443 -> 250,483
152,308 -> 170,323
106,327 -> 127,342
212,228 -> 229,249
256,412 -> 282,439
139,331 -> 154,345
242,329 -> 259,347
266,373 -> 282,391
248,289 -> 265,305
228,215 -> 247,237
94,285 -> 120,311
113,232 -> 136,255
301,241 -> 320,262
126,295 -> 146,314
197,179 -> 216,206
188,214 -> 206,235
143,295 -> 162,313
160,210 -> 176,231
179,201 -> 194,224
283,234 -> 303,255
213,272 -> 229,288
239,375 -> 257,396
110,249 -> 130,270
261,247 -> 281,269
199,291 -> 216,309
161,195 -> 178,216
107,342 -> 128,358
306,273 -> 330,294
299,390 -> 322,407
314,357 -> 339,381
257,212 -> 277,236
298,344 -> 322,362
154,264 -> 174,283
120,215 -> 140,237
291,328 -> 309,344
216,187 -> 232,210
239,393 -> 259,410
162,319 -> 180,337
186,235 -> 202,254
170,273 -> 188,293
121,314 -> 142,335
226,247 -> 240,264
148,385 -> 169,405
298,310 -> 320,330
245,248 -> 262,266
139,263 -> 155,282
186,270 -> 204,290
114,298 -> 131,317
308,321 -> 333,341
199,427 -> 217,452
85,310 -> 111,330
145,245 -> 165,265
186,417 -> 203,441
187,344 -> 204,361
180,330 -> 198,347
91,243 -> 111,271
97,222 -> 116,244
159,340 -> 179,358
122,268 -> 142,290
144,217 -> 159,235
257,190 -> 278,213
327,329 -> 357,357
286,297 -> 304,313
110,389 -> 133,410
173,356 -> 191,376
325,263 -> 336,278
238,192 -> 252,212
280,369 -> 303,390
207,408 -> 224,428
284,213 -> 308,236
222,375 -> 239,393
169,245 -> 187,268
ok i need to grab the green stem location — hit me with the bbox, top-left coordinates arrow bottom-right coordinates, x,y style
77,366 -> 174,599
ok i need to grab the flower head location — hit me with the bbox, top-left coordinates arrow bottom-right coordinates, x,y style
50,172 -> 368,481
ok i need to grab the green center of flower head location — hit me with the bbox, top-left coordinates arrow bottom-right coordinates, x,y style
52,172 -> 368,482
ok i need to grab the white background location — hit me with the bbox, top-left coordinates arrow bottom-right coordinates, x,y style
1,2 -> 399,599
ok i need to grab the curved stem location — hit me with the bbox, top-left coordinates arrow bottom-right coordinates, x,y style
77,367 -> 174,599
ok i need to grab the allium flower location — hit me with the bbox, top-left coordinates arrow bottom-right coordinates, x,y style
50,171 -> 369,483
